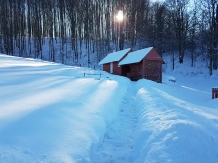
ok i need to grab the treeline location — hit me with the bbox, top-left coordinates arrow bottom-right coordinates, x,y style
0,0 -> 218,75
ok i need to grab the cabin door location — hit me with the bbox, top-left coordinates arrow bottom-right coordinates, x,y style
110,62 -> 113,73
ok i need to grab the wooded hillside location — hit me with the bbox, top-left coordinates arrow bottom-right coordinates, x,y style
0,0 -> 217,75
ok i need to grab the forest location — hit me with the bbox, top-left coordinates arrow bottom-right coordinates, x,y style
0,0 -> 218,75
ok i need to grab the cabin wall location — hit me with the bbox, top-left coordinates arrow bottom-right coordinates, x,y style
129,62 -> 143,81
113,62 -> 122,75
145,48 -> 162,59
143,59 -> 162,83
103,63 -> 110,73
103,62 -> 122,75
128,59 -> 162,83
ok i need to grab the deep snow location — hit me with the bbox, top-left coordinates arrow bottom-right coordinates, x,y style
0,54 -> 218,163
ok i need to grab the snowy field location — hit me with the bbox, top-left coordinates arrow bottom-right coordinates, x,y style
0,54 -> 218,163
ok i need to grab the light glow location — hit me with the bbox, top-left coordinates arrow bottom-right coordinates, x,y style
116,10 -> 123,21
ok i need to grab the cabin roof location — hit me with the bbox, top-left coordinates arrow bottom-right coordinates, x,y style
98,48 -> 131,65
118,47 -> 153,66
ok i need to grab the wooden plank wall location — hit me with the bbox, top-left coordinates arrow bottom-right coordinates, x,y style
113,62 -> 122,75
129,62 -> 143,81
103,63 -> 110,73
144,60 -> 162,83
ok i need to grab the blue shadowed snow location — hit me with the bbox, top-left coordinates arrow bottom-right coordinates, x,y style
0,54 -> 218,163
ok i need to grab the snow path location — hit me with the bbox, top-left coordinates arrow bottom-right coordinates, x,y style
92,82 -> 138,163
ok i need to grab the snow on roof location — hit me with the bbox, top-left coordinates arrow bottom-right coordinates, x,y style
118,47 -> 153,66
98,48 -> 131,65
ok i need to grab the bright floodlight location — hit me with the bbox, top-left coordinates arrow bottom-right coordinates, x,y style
116,10 -> 123,21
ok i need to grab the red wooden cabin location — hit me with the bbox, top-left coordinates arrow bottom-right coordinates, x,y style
119,47 -> 165,83
98,48 -> 132,75
99,47 -> 164,83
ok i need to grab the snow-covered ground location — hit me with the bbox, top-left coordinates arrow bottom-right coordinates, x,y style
0,54 -> 218,163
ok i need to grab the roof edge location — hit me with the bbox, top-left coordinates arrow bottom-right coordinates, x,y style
98,48 -> 132,65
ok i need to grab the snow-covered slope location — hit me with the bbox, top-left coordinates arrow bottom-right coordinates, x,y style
133,79 -> 218,163
0,54 -> 130,162
0,54 -> 218,163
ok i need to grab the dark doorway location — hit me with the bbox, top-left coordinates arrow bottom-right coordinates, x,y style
121,65 -> 130,77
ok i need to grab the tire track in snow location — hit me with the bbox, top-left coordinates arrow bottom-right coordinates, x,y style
92,82 -> 137,163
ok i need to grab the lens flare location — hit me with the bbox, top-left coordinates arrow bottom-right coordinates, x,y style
116,10 -> 123,21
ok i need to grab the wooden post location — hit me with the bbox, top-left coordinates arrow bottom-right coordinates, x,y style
212,88 -> 218,99
84,73 -> 85,77
142,58 -> 145,78
216,88 -> 218,99
212,88 -> 214,99
215,88 -> 218,98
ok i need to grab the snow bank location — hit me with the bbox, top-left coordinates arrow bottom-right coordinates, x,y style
133,79 -> 218,163
0,54 -> 130,163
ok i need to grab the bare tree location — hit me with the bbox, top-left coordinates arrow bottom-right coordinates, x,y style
165,0 -> 190,64
201,0 -> 218,75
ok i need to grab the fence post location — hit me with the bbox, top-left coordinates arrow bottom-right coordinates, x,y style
84,73 -> 85,77
212,88 -> 214,99
212,88 -> 218,99
216,88 -> 218,99
100,73 -> 101,78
